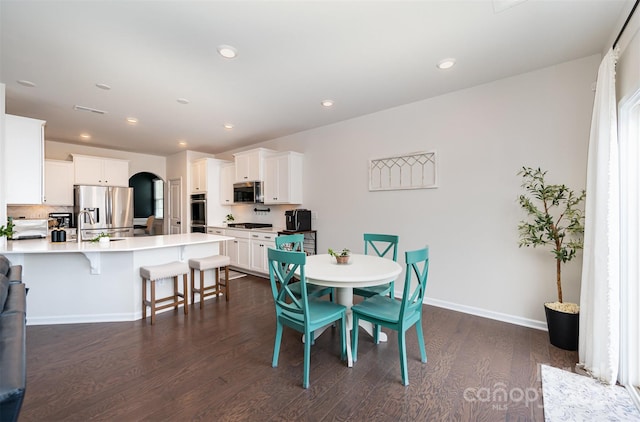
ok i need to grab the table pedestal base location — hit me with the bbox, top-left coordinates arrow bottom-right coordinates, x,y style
302,286 -> 387,367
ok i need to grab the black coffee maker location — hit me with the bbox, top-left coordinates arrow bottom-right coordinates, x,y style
285,209 -> 312,232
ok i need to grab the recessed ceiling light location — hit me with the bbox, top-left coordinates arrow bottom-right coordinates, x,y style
126,117 -> 138,124
321,99 -> 334,108
178,140 -> 187,146
437,58 -> 456,70
17,80 -> 36,87
177,98 -> 190,104
223,123 -> 234,130
80,133 -> 91,140
217,45 -> 238,59
95,83 -> 111,90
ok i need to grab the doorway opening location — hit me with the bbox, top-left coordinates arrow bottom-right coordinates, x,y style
129,172 -> 164,235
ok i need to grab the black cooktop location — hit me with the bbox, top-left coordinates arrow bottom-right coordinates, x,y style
227,223 -> 273,229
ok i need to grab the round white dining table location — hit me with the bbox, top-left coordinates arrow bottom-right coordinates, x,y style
300,253 -> 402,367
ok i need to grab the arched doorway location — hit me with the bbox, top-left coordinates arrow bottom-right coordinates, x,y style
129,172 -> 164,235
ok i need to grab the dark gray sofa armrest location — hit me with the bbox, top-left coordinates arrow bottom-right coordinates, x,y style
0,281 -> 27,422
7,266 -> 22,284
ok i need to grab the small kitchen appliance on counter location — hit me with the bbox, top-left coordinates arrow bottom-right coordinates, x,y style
11,219 -> 48,240
285,209 -> 311,232
49,212 -> 74,228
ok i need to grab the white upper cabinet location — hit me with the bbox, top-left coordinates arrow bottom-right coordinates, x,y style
190,158 -> 207,193
219,162 -> 234,205
73,154 -> 129,186
5,114 -> 45,204
189,158 -> 230,225
263,151 -> 303,204
44,160 -> 74,206
233,148 -> 274,182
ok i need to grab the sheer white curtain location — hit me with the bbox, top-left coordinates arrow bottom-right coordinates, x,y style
619,84 -> 640,391
578,48 -> 620,385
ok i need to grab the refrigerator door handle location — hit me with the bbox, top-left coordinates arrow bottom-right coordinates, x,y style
105,188 -> 112,225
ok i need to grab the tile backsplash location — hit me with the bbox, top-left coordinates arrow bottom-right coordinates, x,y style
8,205 -> 73,220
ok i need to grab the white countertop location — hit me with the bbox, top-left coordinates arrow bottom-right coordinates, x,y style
0,233 -> 233,254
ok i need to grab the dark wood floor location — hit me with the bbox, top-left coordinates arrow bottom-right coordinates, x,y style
20,275 -> 577,421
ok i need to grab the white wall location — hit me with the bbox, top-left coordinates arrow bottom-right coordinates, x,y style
616,8 -> 639,99
45,140 -> 166,181
0,84 -> 6,233
236,54 -> 600,326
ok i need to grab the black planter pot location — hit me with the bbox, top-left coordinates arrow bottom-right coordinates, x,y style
544,304 -> 579,351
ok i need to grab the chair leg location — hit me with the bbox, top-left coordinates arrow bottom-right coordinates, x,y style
224,266 -> 229,301
182,273 -> 188,314
398,330 -> 409,386
303,330 -> 311,389
416,320 -> 427,363
374,325 -> 381,344
340,314 -> 347,361
214,267 -> 220,299
190,268 -> 196,306
142,277 -> 147,320
199,269 -> 206,309
150,279 -> 156,325
173,276 -> 179,310
272,322 -> 283,368
352,313 -> 359,363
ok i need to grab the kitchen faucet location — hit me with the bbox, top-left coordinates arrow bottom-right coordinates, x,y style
76,210 -> 95,243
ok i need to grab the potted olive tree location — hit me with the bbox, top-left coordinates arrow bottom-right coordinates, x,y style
518,167 -> 586,350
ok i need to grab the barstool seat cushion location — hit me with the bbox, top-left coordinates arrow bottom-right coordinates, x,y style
140,261 -> 190,280
188,255 -> 231,271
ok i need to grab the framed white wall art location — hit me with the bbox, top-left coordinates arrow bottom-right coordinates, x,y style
369,151 -> 438,191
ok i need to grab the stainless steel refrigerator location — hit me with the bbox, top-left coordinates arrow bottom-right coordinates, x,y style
74,185 -> 134,240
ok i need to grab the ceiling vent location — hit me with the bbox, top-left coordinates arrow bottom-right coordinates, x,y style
73,105 -> 107,114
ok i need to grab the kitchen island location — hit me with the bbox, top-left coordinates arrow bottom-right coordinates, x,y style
0,233 -> 233,325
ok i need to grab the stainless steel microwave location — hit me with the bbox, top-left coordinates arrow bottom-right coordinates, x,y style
233,181 -> 263,204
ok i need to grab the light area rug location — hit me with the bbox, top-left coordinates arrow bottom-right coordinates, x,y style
221,270 -> 247,281
541,365 -> 640,421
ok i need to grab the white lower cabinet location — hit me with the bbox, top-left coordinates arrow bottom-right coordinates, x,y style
207,227 -> 226,255
250,232 -> 276,273
225,229 -> 250,268
224,228 -> 276,274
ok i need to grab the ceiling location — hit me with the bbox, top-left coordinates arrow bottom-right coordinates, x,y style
0,0 -> 630,157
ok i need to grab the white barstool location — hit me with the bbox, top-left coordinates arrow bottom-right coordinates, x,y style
140,261 -> 189,324
188,255 -> 231,307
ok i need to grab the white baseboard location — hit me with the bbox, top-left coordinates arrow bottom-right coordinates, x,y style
27,312 -> 138,326
421,296 -> 548,331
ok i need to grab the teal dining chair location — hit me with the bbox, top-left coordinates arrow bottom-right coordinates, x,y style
268,248 -> 347,389
352,233 -> 399,299
275,234 -> 333,300
351,247 -> 429,386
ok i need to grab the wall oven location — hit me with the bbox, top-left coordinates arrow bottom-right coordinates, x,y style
190,193 -> 206,233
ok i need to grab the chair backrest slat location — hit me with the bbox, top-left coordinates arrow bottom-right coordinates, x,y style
364,233 -> 399,261
399,247 -> 430,317
275,234 -> 304,252
268,247 -> 309,319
